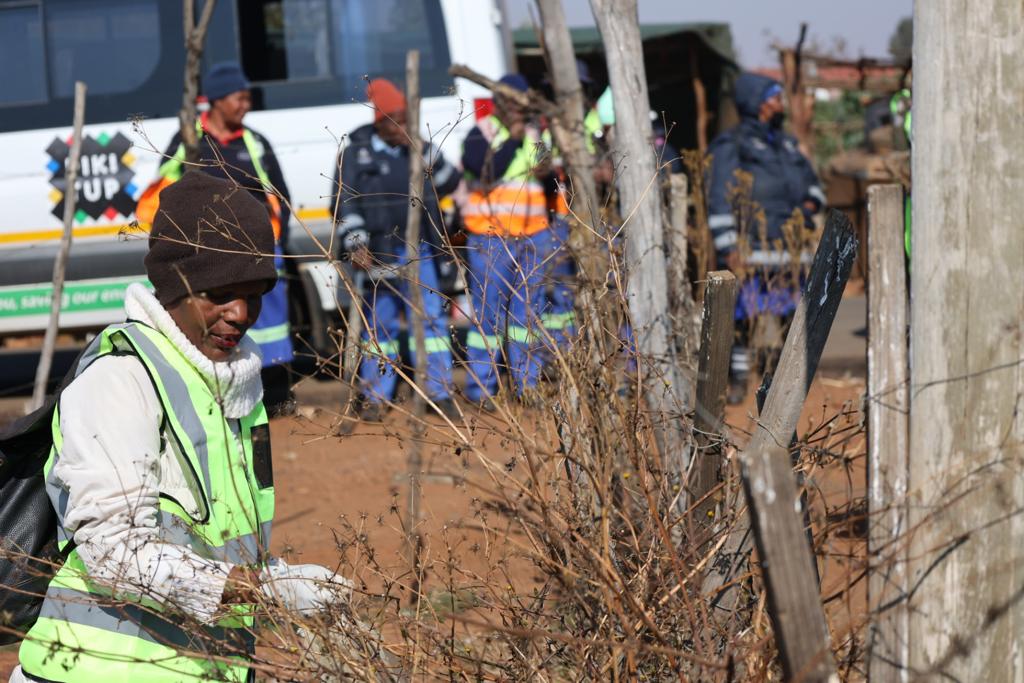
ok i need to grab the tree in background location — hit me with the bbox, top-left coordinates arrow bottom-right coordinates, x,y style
888,17 -> 912,67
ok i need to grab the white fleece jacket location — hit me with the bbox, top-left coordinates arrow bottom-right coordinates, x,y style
50,285 -> 264,622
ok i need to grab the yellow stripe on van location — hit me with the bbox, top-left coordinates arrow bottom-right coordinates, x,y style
295,207 -> 331,221
2,206 -> 329,245
0,224 -> 148,244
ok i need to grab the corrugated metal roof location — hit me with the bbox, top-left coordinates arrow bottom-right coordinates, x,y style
512,22 -> 736,65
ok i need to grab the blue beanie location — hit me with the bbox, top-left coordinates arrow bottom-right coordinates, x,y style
204,62 -> 250,101
498,73 -> 529,93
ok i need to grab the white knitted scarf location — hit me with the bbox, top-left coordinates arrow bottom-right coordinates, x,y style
124,283 -> 264,418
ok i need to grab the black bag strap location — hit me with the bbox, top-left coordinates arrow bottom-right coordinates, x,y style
0,346 -> 91,480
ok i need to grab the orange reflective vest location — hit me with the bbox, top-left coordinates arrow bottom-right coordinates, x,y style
462,116 -> 548,237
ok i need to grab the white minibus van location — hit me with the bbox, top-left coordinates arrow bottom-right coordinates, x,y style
0,0 -> 508,355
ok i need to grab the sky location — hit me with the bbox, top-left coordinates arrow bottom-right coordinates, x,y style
504,0 -> 913,68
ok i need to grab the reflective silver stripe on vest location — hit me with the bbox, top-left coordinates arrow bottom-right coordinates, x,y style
120,326 -> 215,498
52,490 -> 72,546
745,249 -> 814,267
39,586 -> 255,655
159,511 -> 264,565
226,533 -> 262,566
260,520 -> 273,552
461,201 -> 546,217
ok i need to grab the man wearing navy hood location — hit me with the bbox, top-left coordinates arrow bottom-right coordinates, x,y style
707,72 -> 825,401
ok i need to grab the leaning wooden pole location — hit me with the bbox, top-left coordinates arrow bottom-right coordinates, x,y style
866,184 -> 909,682
403,49 -> 427,601
589,0 -> 693,479
31,82 -> 87,412
702,211 -> 857,627
907,2 -> 1024,678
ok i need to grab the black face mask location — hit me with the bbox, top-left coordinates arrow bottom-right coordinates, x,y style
768,111 -> 786,130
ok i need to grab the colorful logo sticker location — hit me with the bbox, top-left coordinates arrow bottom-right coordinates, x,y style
46,132 -> 138,223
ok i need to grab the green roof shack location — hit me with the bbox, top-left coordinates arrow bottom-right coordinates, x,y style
512,22 -> 739,153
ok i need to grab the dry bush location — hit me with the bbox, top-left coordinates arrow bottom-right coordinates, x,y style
1,127 -> 874,683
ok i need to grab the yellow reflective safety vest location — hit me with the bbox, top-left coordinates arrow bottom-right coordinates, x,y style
19,322 -> 274,683
136,123 -> 283,240
462,115 -> 549,237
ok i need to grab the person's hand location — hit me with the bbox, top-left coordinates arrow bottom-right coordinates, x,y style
259,562 -> 352,615
350,246 -> 373,271
340,227 -> 371,269
222,565 -> 262,605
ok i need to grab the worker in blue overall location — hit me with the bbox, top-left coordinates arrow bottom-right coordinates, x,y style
707,72 -> 825,403
460,74 -> 554,407
333,78 -> 461,421
140,62 -> 295,413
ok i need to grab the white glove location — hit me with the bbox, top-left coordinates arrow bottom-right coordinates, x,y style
259,560 -> 352,615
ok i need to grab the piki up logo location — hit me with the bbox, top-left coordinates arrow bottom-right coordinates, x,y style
47,132 -> 138,223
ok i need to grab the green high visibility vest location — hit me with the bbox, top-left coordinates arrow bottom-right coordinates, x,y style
889,88 -> 912,145
19,322 -> 275,683
160,122 -> 272,189
583,107 -> 602,154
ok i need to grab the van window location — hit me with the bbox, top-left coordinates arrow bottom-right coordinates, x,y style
330,0 -> 451,95
45,0 -> 161,98
237,0 -> 451,111
0,4 -> 47,105
238,0 -> 331,82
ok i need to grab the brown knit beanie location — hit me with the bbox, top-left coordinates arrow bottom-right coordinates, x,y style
145,171 -> 278,304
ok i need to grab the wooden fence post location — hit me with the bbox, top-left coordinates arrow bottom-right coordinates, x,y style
907,3 -> 1024,676
403,49 -> 426,601
689,270 -> 737,524
742,445 -> 836,682
866,184 -> 909,681
31,82 -> 86,412
665,174 -> 697,345
703,210 -> 858,631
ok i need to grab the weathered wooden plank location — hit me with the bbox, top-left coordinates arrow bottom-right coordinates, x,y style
866,184 -> 909,682
690,270 -> 737,523
665,173 -> 692,331
742,445 -> 835,682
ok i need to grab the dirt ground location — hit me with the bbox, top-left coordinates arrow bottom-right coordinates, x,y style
0,362 -> 867,677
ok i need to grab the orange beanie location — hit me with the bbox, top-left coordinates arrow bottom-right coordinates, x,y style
366,78 -> 406,122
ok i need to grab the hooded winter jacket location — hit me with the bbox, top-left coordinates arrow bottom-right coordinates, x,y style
707,73 -> 825,262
